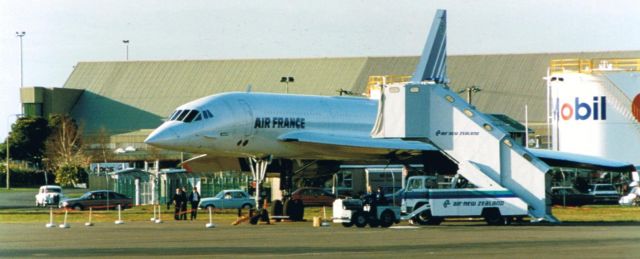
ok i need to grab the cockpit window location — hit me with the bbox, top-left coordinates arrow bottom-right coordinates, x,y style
203,111 -> 209,119
169,110 -> 182,121
205,110 -> 214,118
175,110 -> 190,121
194,114 -> 202,121
183,110 -> 200,123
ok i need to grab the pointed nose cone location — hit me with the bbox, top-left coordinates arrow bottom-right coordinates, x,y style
145,127 -> 179,148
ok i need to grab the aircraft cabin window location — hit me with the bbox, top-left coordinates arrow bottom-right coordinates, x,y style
183,110 -> 200,123
170,110 -> 182,121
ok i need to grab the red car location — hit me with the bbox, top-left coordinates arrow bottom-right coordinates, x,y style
291,187 -> 336,206
60,190 -> 133,210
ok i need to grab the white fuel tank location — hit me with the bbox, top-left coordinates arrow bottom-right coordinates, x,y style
549,64 -> 640,165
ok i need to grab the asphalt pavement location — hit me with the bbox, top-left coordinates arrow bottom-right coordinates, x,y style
2,220 -> 640,258
0,188 -> 86,209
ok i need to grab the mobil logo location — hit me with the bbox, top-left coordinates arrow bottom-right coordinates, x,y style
556,96 -> 607,121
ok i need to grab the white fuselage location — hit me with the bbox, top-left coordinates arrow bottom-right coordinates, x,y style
145,92 -> 384,160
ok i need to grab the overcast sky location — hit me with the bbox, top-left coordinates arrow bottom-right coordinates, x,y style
1,0 -> 639,139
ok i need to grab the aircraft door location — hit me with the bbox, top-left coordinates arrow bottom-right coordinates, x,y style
235,99 -> 255,148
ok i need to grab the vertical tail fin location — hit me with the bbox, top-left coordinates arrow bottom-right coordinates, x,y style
411,9 -> 447,84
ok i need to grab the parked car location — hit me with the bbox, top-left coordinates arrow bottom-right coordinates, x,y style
291,187 -> 336,206
199,190 -> 255,210
60,190 -> 133,210
35,185 -> 64,207
588,184 -> 620,204
550,187 -> 593,206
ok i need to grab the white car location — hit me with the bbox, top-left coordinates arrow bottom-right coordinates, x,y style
35,185 -> 64,207
588,184 -> 620,204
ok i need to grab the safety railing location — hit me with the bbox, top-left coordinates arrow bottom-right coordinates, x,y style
365,75 -> 412,98
550,58 -> 640,74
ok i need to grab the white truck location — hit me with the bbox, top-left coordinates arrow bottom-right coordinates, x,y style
401,176 -> 528,225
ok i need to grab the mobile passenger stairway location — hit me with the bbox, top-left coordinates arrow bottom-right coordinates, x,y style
371,9 -> 557,222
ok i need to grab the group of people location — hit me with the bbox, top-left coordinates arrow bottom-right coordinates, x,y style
171,187 -> 201,220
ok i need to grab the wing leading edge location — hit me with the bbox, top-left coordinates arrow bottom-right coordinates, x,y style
527,148 -> 635,172
278,131 -> 635,172
278,131 -> 437,152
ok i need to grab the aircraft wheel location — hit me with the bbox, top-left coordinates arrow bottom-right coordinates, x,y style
295,199 -> 305,221
271,200 -> 283,222
283,199 -> 293,218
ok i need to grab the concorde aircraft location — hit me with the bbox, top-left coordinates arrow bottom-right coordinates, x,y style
144,91 -> 634,171
145,92 -> 441,161
144,9 -> 635,202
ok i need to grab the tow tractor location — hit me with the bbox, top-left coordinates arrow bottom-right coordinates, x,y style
333,196 -> 401,228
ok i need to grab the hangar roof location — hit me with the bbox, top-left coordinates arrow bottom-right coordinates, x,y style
63,51 -> 640,135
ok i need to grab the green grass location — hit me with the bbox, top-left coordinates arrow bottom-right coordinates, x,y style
553,205 -> 640,222
2,203 -> 639,224
0,188 -> 38,193
0,205 -> 334,224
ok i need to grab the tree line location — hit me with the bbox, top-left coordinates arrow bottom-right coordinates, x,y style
1,115 -> 102,187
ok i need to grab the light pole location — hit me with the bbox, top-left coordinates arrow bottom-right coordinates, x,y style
6,114 -> 22,190
280,76 -> 294,94
123,40 -> 129,60
16,31 -> 26,88
458,85 -> 482,104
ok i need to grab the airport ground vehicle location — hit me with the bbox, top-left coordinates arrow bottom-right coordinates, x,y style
291,187 -> 335,206
333,197 -> 401,228
550,187 -> 593,206
199,190 -> 256,210
35,185 -> 64,207
385,188 -> 405,206
401,176 -> 528,225
619,182 -> 640,206
60,190 -> 132,210
588,184 -> 620,204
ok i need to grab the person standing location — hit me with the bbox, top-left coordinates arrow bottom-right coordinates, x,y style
189,187 -> 201,220
180,187 -> 188,220
172,188 -> 182,220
